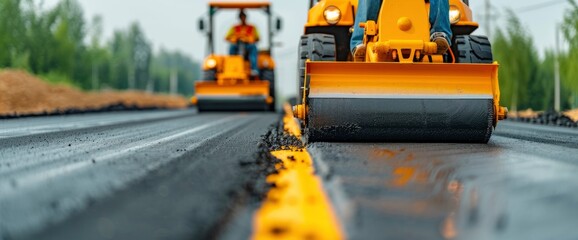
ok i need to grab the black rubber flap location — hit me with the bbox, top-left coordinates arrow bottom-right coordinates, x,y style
306,97 -> 494,143
197,96 -> 269,112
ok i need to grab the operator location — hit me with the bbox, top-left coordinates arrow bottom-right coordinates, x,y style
351,0 -> 453,61
226,10 -> 260,76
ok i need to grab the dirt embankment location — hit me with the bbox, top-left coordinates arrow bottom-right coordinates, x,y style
566,109 -> 578,122
0,70 -> 189,117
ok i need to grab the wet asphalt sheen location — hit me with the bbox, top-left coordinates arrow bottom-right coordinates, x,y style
1,110 -> 578,240
0,110 -> 277,240
311,121 -> 578,240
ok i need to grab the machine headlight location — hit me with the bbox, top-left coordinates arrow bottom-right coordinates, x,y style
323,6 -> 341,25
449,6 -> 461,24
205,58 -> 217,69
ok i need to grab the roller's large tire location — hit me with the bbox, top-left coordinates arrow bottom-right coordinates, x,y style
261,69 -> 276,112
297,34 -> 336,104
453,35 -> 493,64
202,70 -> 216,81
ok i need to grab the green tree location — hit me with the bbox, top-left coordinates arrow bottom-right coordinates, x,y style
0,0 -> 26,68
87,15 -> 110,90
562,0 -> 578,108
107,23 -> 152,90
493,11 -> 541,111
128,23 -> 152,90
533,50 -> 572,111
23,1 -> 59,74
56,0 -> 89,87
0,0 -> 199,95
151,48 -> 200,96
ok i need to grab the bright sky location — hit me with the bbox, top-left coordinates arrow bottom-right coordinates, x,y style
42,0 -> 572,98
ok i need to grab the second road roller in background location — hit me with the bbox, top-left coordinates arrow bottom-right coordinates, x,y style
295,0 -> 508,143
192,1 -> 282,112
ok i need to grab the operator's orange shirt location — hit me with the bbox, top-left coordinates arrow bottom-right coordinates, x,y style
225,24 -> 260,44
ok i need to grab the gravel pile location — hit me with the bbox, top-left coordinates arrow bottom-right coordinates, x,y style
0,70 -> 189,118
512,110 -> 578,128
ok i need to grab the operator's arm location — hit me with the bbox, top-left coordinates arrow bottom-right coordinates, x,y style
253,26 -> 260,43
225,26 -> 237,43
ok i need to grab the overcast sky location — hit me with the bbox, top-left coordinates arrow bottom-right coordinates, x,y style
42,0 -> 572,97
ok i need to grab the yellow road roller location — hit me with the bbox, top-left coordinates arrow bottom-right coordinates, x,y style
192,1 -> 281,112
294,0 -> 507,143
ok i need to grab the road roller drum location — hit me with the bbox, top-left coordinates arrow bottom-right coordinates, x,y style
294,0 -> 507,143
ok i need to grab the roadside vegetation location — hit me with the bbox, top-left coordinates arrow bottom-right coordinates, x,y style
1,0 -> 577,112
0,0 -> 200,96
494,0 -> 578,112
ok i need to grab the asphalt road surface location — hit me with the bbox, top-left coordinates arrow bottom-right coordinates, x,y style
0,110 -> 278,240
1,110 -> 578,240
311,121 -> 578,240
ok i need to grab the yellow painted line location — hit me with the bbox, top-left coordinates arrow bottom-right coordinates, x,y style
251,104 -> 343,240
252,150 -> 344,240
282,103 -> 301,138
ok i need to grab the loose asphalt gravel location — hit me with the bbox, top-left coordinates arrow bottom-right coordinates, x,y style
1,110 -> 578,240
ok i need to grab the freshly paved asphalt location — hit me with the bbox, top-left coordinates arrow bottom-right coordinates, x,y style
1,110 -> 577,240
311,121 -> 578,240
0,110 -> 277,240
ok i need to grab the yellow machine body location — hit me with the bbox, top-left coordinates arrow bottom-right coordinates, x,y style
305,0 -> 358,28
447,0 -> 479,35
192,81 -> 272,105
297,62 -> 506,125
302,0 -> 358,61
193,55 -> 271,105
295,0 -> 507,142
194,54 -> 273,111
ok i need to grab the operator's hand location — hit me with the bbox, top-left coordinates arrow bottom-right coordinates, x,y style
240,36 -> 256,44
228,35 -> 255,44
239,36 -> 249,43
228,36 -> 238,44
